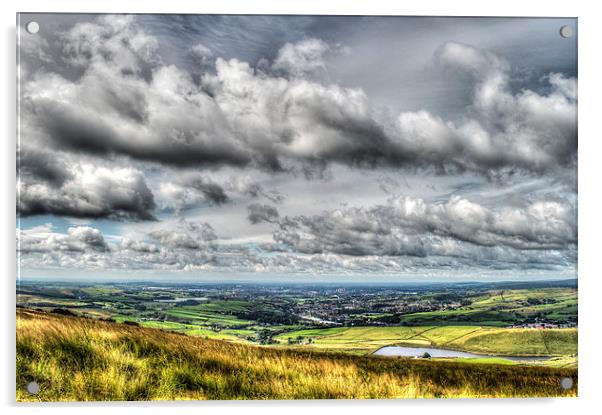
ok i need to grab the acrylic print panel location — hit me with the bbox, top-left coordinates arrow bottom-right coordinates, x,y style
16,13 -> 578,401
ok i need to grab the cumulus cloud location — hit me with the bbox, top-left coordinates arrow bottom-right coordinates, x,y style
274,195 -> 576,257
18,224 -> 109,253
20,17 -> 576,178
19,219 -> 221,271
17,216 -> 575,275
272,38 -> 330,77
18,220 -> 219,271
247,203 -> 280,224
390,195 -> 576,250
202,57 -> 390,171
148,219 -> 217,250
18,161 -> 156,220
16,16 -> 577,279
156,174 -> 228,212
119,238 -> 160,253
18,147 -> 72,186
404,42 -> 578,172
61,15 -> 159,70
190,43 -> 213,64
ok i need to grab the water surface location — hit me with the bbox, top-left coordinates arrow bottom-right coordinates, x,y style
373,346 -> 551,362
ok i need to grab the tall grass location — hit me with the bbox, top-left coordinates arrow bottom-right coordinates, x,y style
16,309 -> 577,401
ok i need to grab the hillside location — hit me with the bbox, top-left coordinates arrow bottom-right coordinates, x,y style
274,326 -> 578,357
17,308 -> 577,401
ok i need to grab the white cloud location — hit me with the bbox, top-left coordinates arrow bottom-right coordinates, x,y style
274,195 -> 576,257
272,38 -> 330,77
19,224 -> 108,253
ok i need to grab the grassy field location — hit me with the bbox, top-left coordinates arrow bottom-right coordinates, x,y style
397,288 -> 577,326
274,325 -> 578,357
17,308 -> 577,401
17,283 -> 577,351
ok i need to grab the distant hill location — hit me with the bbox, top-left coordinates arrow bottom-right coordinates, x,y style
16,308 -> 577,401
471,279 -> 578,290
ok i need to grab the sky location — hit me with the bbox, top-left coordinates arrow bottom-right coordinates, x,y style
17,14 -> 577,282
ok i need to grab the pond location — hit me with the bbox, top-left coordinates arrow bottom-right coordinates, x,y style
373,346 -> 551,362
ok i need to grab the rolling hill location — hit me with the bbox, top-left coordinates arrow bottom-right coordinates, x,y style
16,308 -> 577,401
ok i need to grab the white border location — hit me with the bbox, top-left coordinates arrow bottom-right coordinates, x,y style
2,1 -> 601,414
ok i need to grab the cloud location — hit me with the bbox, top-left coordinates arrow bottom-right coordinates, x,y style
120,238 -> 160,253
406,42 -> 578,172
23,58 -> 250,168
17,192 -> 576,275
18,147 -> 72,186
18,222 -> 574,275
155,173 -> 284,213
190,43 -> 213,58
61,15 -> 159,70
247,203 -> 280,224
203,57 -> 391,171
170,175 -> 231,206
156,174 -> 228,212
272,38 -> 330,77
16,16 -> 577,280
18,221 -> 217,271
18,224 -> 109,253
20,29 -> 54,64
148,219 -> 217,250
223,176 -> 284,203
189,43 -> 214,66
273,195 -> 576,257
18,161 -> 156,220
390,195 -> 576,250
20,17 -> 577,178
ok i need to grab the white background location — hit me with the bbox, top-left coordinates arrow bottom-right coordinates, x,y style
1,0 -> 600,414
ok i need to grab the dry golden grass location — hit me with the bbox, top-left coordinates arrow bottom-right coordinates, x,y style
16,308 -> 577,401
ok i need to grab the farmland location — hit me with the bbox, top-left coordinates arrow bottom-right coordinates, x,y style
16,279 -> 578,400
16,308 -> 577,401
17,280 -> 577,355
273,326 -> 577,360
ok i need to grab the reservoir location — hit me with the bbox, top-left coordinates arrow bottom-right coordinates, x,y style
373,346 -> 552,362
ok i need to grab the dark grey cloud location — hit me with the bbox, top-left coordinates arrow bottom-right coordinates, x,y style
20,16 -> 577,177
156,173 -> 283,213
18,147 -> 72,186
27,95 -> 251,168
181,176 -> 228,205
247,203 -> 280,224
18,159 -> 156,220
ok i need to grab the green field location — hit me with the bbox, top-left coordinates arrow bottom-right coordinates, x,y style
164,307 -> 253,326
17,282 -> 578,362
397,288 -> 577,325
274,325 -> 578,358
16,308 -> 577,400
